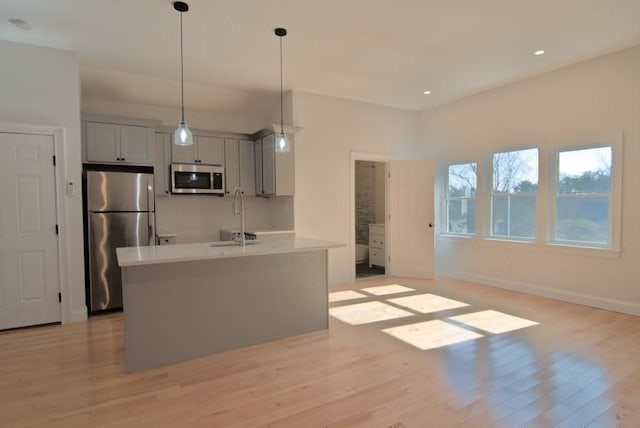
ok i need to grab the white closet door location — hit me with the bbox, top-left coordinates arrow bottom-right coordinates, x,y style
0,132 -> 60,329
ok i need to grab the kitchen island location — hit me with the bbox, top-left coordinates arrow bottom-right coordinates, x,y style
116,237 -> 343,373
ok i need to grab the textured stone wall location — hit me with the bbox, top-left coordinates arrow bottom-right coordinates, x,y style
355,161 -> 377,245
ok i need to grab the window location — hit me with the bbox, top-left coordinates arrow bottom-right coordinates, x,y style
491,148 -> 538,239
554,146 -> 612,245
446,163 -> 477,234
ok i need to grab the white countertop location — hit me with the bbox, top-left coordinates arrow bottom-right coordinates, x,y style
116,236 -> 344,267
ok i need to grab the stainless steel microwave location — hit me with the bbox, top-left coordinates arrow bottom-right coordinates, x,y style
170,163 -> 225,195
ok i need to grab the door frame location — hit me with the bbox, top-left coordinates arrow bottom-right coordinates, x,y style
350,151 -> 392,281
0,123 -> 71,325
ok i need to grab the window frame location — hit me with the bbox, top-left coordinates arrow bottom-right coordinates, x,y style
443,161 -> 478,236
437,133 -> 623,255
549,135 -> 622,250
488,147 -> 539,241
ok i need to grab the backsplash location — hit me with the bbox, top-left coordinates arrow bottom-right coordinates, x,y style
156,195 -> 294,243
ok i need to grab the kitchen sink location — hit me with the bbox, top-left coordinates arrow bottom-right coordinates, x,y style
208,241 -> 259,247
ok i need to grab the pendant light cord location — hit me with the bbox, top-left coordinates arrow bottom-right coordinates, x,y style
179,11 -> 185,122
279,34 -> 284,134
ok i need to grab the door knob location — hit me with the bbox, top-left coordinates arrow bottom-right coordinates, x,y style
428,223 -> 434,228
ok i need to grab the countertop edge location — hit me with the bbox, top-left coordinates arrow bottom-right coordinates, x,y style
116,237 -> 345,267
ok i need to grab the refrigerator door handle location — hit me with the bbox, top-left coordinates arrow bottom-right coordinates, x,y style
148,212 -> 156,246
147,174 -> 155,212
147,173 -> 156,246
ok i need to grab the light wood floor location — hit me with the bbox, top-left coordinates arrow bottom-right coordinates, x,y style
2,276 -> 640,427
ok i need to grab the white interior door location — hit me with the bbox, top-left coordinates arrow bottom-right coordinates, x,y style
388,159 -> 435,278
0,132 -> 60,329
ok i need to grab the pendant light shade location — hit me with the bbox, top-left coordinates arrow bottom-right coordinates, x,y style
174,120 -> 193,146
276,132 -> 289,152
274,28 -> 290,153
173,1 -> 193,146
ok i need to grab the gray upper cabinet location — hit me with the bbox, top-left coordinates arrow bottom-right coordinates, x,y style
255,133 -> 294,197
84,121 -> 154,165
239,140 -> 256,196
261,134 -> 276,195
154,132 -> 171,196
224,138 -> 256,196
172,135 -> 224,165
224,139 -> 240,195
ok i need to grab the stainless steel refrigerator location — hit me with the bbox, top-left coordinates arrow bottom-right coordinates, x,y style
84,166 -> 155,312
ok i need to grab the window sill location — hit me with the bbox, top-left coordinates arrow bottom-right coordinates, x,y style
436,234 -> 622,259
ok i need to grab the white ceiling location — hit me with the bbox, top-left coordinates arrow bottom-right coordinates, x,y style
2,0 -> 640,115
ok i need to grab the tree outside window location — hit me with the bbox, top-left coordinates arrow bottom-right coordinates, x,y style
446,163 -> 477,234
555,146 -> 612,245
491,148 -> 538,239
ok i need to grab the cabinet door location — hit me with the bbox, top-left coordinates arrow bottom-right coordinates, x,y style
120,125 -> 152,165
261,134 -> 276,195
196,136 -> 224,165
86,122 -> 119,163
224,139 -> 239,196
275,141 -> 295,196
239,139 -> 256,196
369,247 -> 385,268
171,138 -> 196,164
255,139 -> 263,195
154,133 -> 171,196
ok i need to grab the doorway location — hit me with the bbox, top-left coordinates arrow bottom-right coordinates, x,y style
354,160 -> 387,279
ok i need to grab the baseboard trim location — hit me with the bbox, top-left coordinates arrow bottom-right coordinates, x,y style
439,271 -> 640,316
65,307 -> 88,324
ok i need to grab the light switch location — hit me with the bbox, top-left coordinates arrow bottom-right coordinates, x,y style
66,181 -> 75,196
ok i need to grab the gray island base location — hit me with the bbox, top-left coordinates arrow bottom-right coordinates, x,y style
117,238 -> 342,373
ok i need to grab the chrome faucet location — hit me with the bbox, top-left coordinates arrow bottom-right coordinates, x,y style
232,187 -> 245,247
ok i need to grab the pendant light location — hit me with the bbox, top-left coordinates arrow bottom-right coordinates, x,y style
173,1 -> 193,146
274,28 -> 290,153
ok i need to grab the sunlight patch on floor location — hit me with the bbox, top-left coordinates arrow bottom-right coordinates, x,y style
383,320 -> 484,351
449,310 -> 539,334
328,290 -> 367,303
360,284 -> 415,295
389,293 -> 469,314
329,301 -> 414,325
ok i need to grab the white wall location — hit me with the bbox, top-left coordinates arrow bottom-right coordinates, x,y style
0,40 -> 86,323
291,91 -> 421,284
420,46 -> 640,315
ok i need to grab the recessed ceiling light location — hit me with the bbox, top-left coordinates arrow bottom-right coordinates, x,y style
534,50 -> 545,56
423,90 -> 432,95
9,18 -> 31,30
